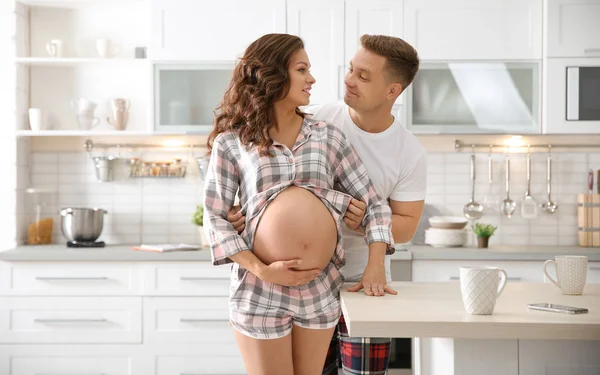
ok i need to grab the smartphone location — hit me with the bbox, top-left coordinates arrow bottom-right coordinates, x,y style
527,303 -> 589,314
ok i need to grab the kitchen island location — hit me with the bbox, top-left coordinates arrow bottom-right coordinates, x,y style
341,282 -> 600,375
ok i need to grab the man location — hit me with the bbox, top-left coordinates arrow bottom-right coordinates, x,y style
227,34 -> 426,375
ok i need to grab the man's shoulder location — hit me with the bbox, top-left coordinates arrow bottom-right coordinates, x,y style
306,102 -> 346,124
394,121 -> 425,158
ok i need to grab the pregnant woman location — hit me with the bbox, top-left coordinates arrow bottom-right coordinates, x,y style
203,33 -> 394,375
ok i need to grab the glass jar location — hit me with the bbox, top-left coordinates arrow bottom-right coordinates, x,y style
26,188 -> 56,245
129,158 -> 141,177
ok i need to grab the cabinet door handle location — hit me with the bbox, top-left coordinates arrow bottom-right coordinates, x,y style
36,374 -> 106,375
34,318 -> 108,323
179,277 -> 225,281
180,318 -> 227,323
337,65 -> 345,99
590,266 -> 600,271
584,48 -> 600,55
35,276 -> 108,281
449,276 -> 521,281
160,9 -> 166,49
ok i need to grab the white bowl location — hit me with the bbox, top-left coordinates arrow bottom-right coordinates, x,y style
429,216 -> 468,229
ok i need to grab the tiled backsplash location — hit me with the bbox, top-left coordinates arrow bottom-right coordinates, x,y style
21,151 -> 204,245
19,150 -> 600,247
424,152 -> 600,247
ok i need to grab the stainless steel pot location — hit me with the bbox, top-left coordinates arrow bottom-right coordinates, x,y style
60,207 -> 107,242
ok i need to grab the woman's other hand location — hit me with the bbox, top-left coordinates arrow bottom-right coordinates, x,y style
258,259 -> 321,287
344,198 -> 366,234
227,205 -> 245,233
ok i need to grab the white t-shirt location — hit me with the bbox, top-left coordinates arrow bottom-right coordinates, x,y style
308,102 -> 427,282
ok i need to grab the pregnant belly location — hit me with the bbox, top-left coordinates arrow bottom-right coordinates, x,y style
253,186 -> 337,271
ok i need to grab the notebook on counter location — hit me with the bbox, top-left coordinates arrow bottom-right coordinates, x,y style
131,244 -> 201,252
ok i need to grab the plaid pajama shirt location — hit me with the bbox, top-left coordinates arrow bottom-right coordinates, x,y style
204,117 -> 394,339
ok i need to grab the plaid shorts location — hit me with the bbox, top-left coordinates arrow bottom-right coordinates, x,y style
323,314 -> 392,375
229,262 -> 343,340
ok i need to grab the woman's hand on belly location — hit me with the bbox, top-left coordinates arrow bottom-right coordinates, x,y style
257,259 -> 321,287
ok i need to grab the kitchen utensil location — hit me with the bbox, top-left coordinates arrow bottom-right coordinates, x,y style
46,39 -> 63,57
463,149 -> 484,220
521,146 -> 538,219
70,98 -> 97,113
541,147 -> 557,214
482,146 -> 498,211
197,156 -> 210,181
92,156 -> 118,182
77,113 -> 100,130
460,266 -> 507,315
110,98 -> 131,111
589,169 -> 594,194
597,170 -> 600,194
501,155 -> 517,218
59,207 -> 107,243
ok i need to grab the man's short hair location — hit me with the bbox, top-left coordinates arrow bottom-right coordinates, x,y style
360,34 -> 420,91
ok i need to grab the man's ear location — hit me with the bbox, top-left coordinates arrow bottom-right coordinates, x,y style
387,82 -> 403,100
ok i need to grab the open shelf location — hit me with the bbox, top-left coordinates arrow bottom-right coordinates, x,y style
15,57 -> 149,67
16,0 -> 145,10
16,130 -> 154,137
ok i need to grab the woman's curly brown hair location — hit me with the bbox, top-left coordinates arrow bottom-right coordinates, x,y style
207,33 -> 308,156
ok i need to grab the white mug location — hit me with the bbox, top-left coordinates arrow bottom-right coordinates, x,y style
544,256 -> 588,295
77,113 -> 100,130
46,39 -> 63,57
28,108 -> 42,131
96,38 -> 121,58
70,98 -> 97,113
460,266 -> 507,315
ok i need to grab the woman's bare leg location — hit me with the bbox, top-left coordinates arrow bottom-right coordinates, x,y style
292,325 -> 336,375
234,329 -> 294,375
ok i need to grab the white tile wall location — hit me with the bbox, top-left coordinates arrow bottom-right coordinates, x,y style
23,149 -> 600,247
26,151 -> 204,245
424,152 -> 600,247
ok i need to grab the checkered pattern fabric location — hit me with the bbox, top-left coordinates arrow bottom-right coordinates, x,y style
323,314 -> 392,375
204,117 -> 394,269
230,262 -> 344,339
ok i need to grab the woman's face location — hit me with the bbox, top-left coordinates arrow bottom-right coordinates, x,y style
283,48 -> 316,107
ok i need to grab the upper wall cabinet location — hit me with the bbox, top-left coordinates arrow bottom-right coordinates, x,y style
288,0 -> 405,104
404,0 -> 543,60
150,0 -> 285,61
546,0 -> 600,58
344,0 -> 405,63
287,0 -> 345,104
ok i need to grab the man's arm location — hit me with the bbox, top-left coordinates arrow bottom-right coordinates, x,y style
389,199 -> 424,243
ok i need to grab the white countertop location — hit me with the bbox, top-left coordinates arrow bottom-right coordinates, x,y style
340,282 -> 600,340
0,244 -> 412,261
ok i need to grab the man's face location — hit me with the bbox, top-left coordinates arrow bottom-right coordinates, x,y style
344,47 -> 399,112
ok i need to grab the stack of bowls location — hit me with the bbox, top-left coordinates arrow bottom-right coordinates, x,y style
425,216 -> 469,247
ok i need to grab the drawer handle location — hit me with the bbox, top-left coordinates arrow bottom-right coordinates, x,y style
36,374 -> 106,375
590,266 -> 600,271
180,277 -> 225,281
35,277 -> 109,281
180,318 -> 228,323
584,48 -> 600,55
449,276 -> 522,281
35,318 -> 108,323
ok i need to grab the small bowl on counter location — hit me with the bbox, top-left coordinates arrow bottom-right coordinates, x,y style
428,216 -> 468,230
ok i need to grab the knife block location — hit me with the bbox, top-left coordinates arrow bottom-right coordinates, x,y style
578,194 -> 600,247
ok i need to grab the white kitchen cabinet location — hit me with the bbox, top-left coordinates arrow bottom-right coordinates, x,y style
287,0 -> 345,104
546,0 -> 600,58
143,297 -> 234,344
543,57 -> 600,134
404,0 -> 543,60
0,296 -> 142,344
141,262 -> 230,296
0,261 -> 142,296
519,340 -> 600,375
344,0 -> 405,63
150,0 -> 286,61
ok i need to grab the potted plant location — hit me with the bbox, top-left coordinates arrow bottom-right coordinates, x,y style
472,223 -> 497,248
192,204 -> 209,248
